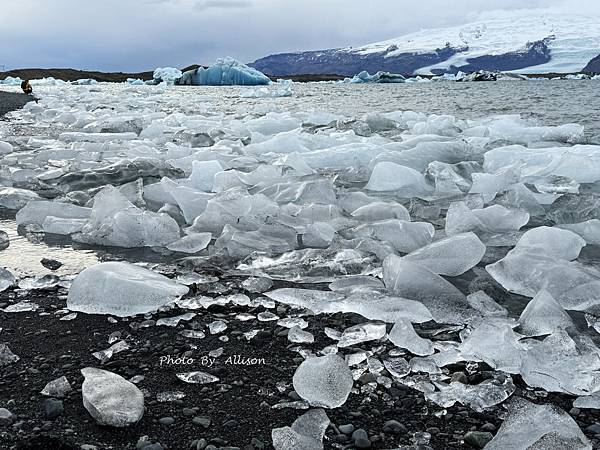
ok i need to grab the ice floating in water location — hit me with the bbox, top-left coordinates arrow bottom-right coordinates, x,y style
178,57 -> 270,86
241,80 -> 293,98
292,354 -> 353,408
484,398 -> 591,450
272,409 -> 329,450
67,262 -> 188,317
153,67 -> 182,84
344,70 -> 405,84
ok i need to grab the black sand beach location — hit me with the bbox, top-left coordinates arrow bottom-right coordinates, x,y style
0,92 -> 33,118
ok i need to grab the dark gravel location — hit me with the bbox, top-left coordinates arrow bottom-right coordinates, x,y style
0,91 -> 34,118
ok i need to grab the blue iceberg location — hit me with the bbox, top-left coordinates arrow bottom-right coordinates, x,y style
344,70 -> 406,84
152,67 -> 183,84
178,57 -> 270,86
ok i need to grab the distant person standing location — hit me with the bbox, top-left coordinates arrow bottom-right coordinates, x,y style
21,79 -> 33,94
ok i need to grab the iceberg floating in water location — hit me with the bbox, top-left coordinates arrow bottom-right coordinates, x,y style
152,67 -> 183,84
344,70 -> 406,83
178,57 -> 270,86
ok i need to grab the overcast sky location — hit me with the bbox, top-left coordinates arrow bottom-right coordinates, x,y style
1,0 -> 598,72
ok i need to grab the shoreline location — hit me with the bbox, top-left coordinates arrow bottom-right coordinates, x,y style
0,92 -> 33,118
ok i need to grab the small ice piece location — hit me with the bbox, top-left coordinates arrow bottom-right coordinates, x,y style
459,323 -> 524,374
272,408 -> 330,450
514,226 -> 586,260
156,312 -> 196,327
258,311 -> 280,321
208,320 -> 228,334
573,392 -> 600,409
558,220 -> 600,246
292,354 -> 354,408
353,219 -> 435,253
388,319 -> 434,356
81,367 -> 144,427
518,290 -> 574,336
18,275 -> 60,290
166,233 -> 211,254
484,398 -> 591,450
445,202 -> 529,235
176,371 -> 219,384
92,340 -> 130,363
156,391 -> 186,402
209,348 -> 224,358
59,312 -> 78,321
365,162 -> 432,196
466,291 -> 507,317
328,276 -> 385,294
236,313 -> 256,321
278,318 -> 309,329
0,268 -> 16,292
244,329 -> 260,340
41,376 -> 72,398
0,343 -> 19,366
242,277 -> 273,293
337,323 -> 387,348
3,301 -> 39,313
383,357 -> 411,379
288,326 -> 315,344
67,262 -> 188,317
0,187 -> 41,210
351,201 -> 410,222
180,329 -> 206,339
402,232 -> 486,276
175,273 -> 218,285
425,374 -> 515,412
409,356 -> 441,374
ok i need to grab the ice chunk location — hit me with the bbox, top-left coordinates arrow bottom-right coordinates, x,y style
558,220 -> 600,246
292,354 -> 353,408
81,367 -> 144,427
0,187 -> 41,210
403,232 -> 485,276
75,187 -> 180,248
351,201 -> 410,222
573,392 -> 600,409
365,162 -> 432,196
153,67 -> 182,83
519,290 -> 574,336
67,262 -> 188,317
466,291 -> 507,317
383,256 -> 478,324
0,343 -> 19,366
178,57 -> 270,86
337,323 -> 387,348
388,318 -> 434,356
288,326 -> 315,344
484,398 -> 591,450
16,201 -> 91,226
272,409 -> 329,450
445,202 -> 529,235
515,226 -> 586,260
92,340 -> 130,363
353,219 -> 435,253
0,268 -> 16,292
41,376 -> 72,398
188,160 -> 224,192
166,232 -> 211,253
176,371 -> 219,384
426,374 -> 515,412
459,322 -> 524,374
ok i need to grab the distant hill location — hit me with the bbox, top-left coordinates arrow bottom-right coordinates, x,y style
251,13 -> 600,76
0,67 -> 154,82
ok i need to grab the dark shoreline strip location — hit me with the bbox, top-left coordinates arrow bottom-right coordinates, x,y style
0,91 -> 33,118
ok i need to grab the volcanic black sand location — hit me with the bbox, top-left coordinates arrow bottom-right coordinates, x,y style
1,273 -> 600,450
0,92 -> 34,118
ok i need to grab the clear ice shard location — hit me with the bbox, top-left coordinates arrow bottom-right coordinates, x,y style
445,201 -> 529,235
288,326 -> 315,344
388,318 -> 434,356
425,374 -> 515,412
365,161 -> 432,196
519,330 -> 600,395
0,268 -> 16,292
67,262 -> 188,317
402,232 -> 486,276
176,371 -> 220,384
352,219 -> 435,253
0,344 -> 19,366
383,256 -> 480,324
337,323 -> 387,348
518,290 -> 574,336
484,398 -> 591,450
272,409 -> 329,450
459,322 -> 524,374
292,354 -> 353,408
81,367 -> 144,427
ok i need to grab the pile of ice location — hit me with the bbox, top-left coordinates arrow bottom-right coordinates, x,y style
343,70 -> 406,83
177,57 -> 270,86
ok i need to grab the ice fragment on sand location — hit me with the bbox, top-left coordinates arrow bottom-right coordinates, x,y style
0,268 -> 15,292
272,408 -> 329,450
41,376 -> 72,398
288,327 -> 315,344
292,354 -> 353,408
81,367 -> 144,427
388,319 -> 434,356
176,371 -> 219,384
67,262 -> 188,317
484,398 -> 591,450
0,344 -> 19,366
337,323 -> 387,348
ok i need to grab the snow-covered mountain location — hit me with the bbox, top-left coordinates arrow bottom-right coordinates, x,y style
251,13 -> 600,76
